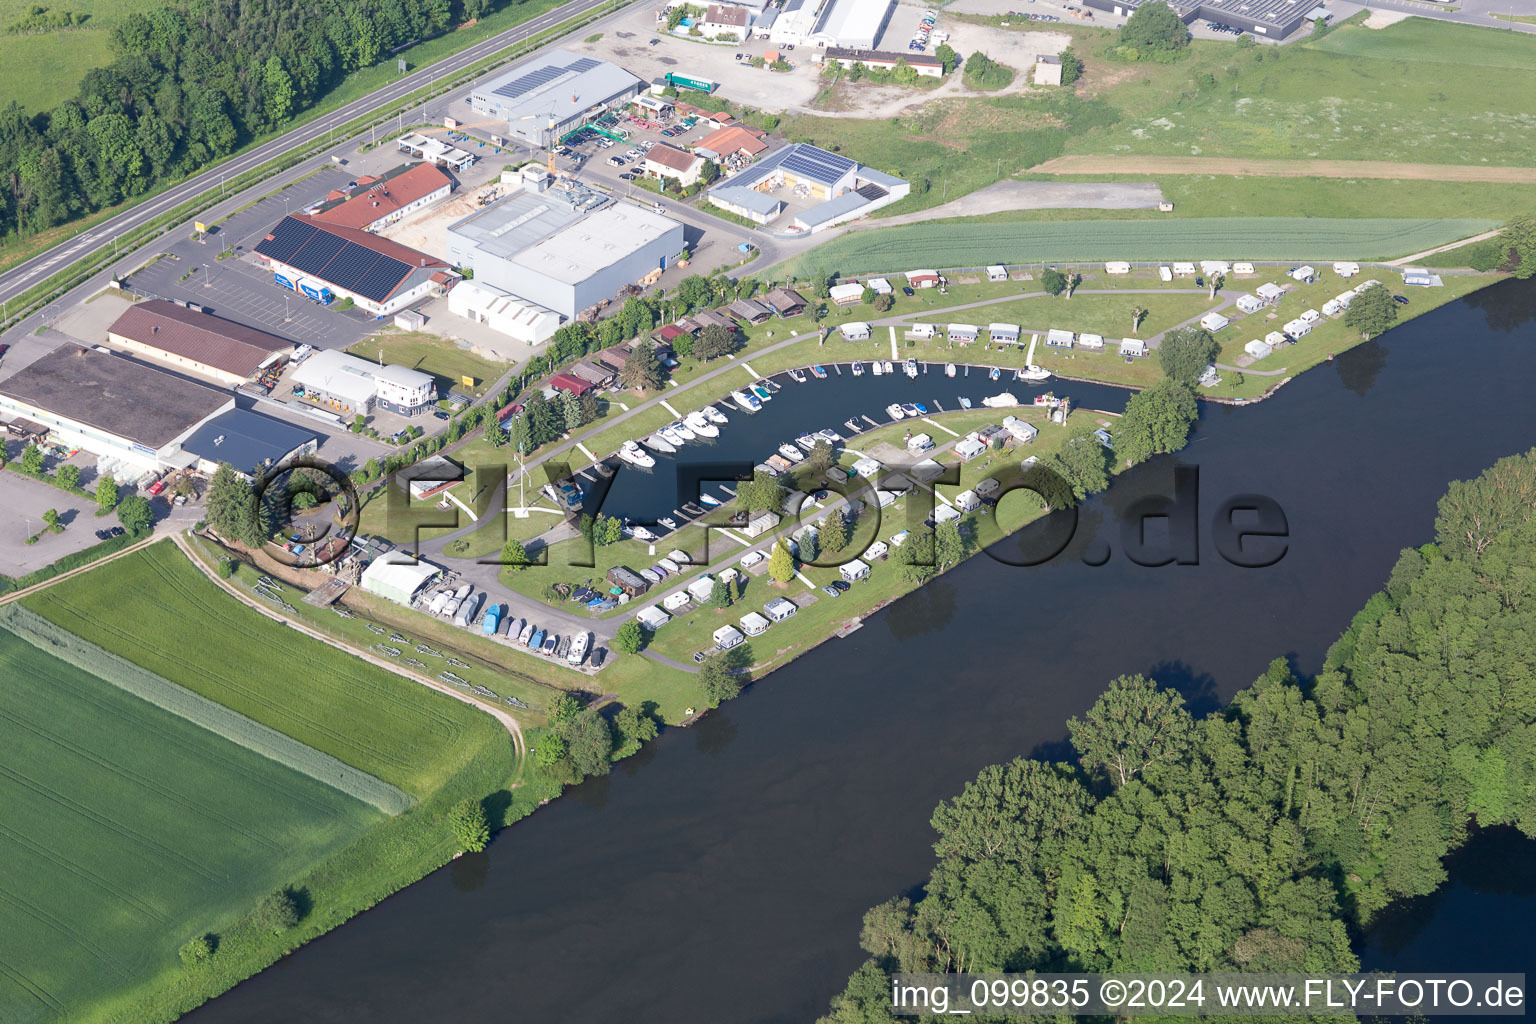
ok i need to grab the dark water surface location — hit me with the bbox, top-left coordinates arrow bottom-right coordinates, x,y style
192,280 -> 1536,1024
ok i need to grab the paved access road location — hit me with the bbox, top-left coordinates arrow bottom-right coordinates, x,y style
0,0 -> 625,318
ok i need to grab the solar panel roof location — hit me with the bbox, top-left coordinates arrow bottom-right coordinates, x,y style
255,217 -> 427,304
781,145 -> 856,186
490,56 -> 604,101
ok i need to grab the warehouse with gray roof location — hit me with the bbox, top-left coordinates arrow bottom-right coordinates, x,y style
468,51 -> 644,148
1081,0 -> 1310,38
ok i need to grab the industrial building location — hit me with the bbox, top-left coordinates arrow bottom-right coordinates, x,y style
181,408 -> 319,478
468,51 -> 643,149
290,349 -> 437,417
447,187 -> 683,320
106,299 -> 292,389
1081,0 -> 1310,38
254,215 -> 457,317
769,0 -> 821,44
692,124 -> 769,162
395,133 -> 477,172
0,344 -> 233,479
822,47 -> 943,76
447,279 -> 562,345
311,163 -> 454,233
707,142 -> 908,231
809,0 -> 895,49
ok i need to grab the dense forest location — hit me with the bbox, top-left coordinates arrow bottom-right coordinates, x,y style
0,0 -> 512,242
822,449 -> 1536,1023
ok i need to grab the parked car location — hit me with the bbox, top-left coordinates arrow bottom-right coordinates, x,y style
649,37 -> 660,44
591,648 -> 607,668
1393,294 -> 1410,305
821,584 -> 844,598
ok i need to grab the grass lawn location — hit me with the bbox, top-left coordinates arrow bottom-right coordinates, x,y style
0,629 -> 380,1024
21,541 -> 492,797
0,0 -> 160,112
771,218 -> 1496,279
347,330 -> 509,398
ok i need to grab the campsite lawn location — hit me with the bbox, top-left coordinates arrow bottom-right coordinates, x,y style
21,540 -> 493,797
0,629 -> 380,1024
346,330 -> 510,399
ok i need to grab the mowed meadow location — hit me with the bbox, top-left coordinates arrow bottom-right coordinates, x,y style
22,541 -> 495,797
0,631 -> 381,1024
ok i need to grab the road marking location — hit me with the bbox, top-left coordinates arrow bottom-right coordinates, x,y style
923,416 -> 959,438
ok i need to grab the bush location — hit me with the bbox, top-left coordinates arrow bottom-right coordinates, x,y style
449,798 -> 490,853
178,934 -> 217,967
250,889 -> 301,934
217,558 -> 236,580
614,620 -> 648,654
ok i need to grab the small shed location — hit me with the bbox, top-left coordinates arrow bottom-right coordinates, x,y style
635,606 -> 671,631
739,611 -> 771,635
1046,329 -> 1075,348
947,323 -> 979,344
1200,312 -> 1230,332
986,264 -> 1008,282
1244,339 -> 1273,359
840,321 -> 872,341
1076,332 -> 1104,350
1256,282 -> 1285,304
1234,294 -> 1263,314
713,625 -> 745,650
393,309 -> 426,330
1120,338 -> 1148,357
607,565 -> 651,598
840,559 -> 871,582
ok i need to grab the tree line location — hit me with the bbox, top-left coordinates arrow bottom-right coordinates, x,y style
821,449 -> 1536,1023
0,0 -> 516,242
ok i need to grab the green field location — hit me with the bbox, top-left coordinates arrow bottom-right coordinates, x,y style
0,628 -> 380,1024
0,0 -> 161,112
775,217 -> 1495,278
1306,16 -> 1536,69
22,541 -> 485,797
346,330 -> 510,399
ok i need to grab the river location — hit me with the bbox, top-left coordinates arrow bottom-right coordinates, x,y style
191,278 -> 1536,1024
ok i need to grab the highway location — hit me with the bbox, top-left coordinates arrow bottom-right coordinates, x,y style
0,0 -> 624,315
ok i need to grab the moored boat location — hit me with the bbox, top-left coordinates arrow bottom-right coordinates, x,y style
778,443 -> 806,462
703,404 -> 728,424
618,440 -> 656,468
945,363 -> 956,377
811,365 -> 827,379
646,432 -> 677,454
851,361 -> 864,376
982,392 -> 1018,409
684,411 -> 719,438
886,403 -> 905,420
731,390 -> 762,412
872,361 -> 884,376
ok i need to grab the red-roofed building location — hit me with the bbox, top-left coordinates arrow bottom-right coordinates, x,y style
255,215 -> 457,317
643,143 -> 706,186
693,124 -> 769,162
312,163 -> 453,233
549,372 -> 595,396
106,299 -> 292,388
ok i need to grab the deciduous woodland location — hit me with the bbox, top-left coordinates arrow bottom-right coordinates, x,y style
821,449 -> 1536,1023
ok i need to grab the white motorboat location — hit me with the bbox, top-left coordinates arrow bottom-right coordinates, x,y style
1018,365 -> 1052,382
700,493 -> 721,507
945,363 -> 956,377
646,432 -> 677,454
982,392 -> 1019,408
703,404 -> 729,424
518,622 -> 535,646
904,358 -> 919,378
659,516 -> 678,531
795,433 -> 819,452
886,403 -> 905,420
777,443 -> 805,462
618,440 -> 655,468
667,420 -> 695,442
883,360 -> 895,374
632,524 -> 657,541
871,361 -> 884,376
685,410 -> 719,437
851,361 -> 864,376
567,631 -> 590,666
731,390 -> 762,412
788,368 -> 807,383
816,428 -> 844,444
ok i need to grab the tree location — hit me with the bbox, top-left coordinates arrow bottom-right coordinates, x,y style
1047,428 -> 1111,500
484,417 -> 508,448
178,934 -> 216,967
1059,47 -> 1083,85
557,708 -> 615,778
1497,215 -> 1536,278
205,463 -> 251,540
534,733 -> 568,768
449,798 -> 490,853
813,271 -> 831,299
737,470 -> 786,514
42,508 -> 62,532
1121,1 -> 1189,51
935,519 -> 965,568
93,473 -> 118,511
895,532 -> 936,584
620,342 -> 663,391
1068,674 -> 1195,788
20,443 -> 44,475
711,576 -> 734,608
768,539 -> 796,583
559,389 -> 584,433
1041,268 -> 1067,296
934,42 -> 959,74
57,463 -> 80,489
861,284 -> 878,305
1064,272 -> 1082,299
596,514 -> 624,546
1158,325 -> 1219,386
116,494 -> 154,534
699,649 -> 745,707
500,538 -> 530,571
548,692 -> 582,724
807,439 -> 835,474
873,292 -> 894,313
614,620 -> 647,654
251,889 -> 300,934
1130,306 -> 1147,333
821,511 -> 849,554
1207,271 -> 1225,300
1344,284 -> 1399,339
694,323 -> 739,360
1113,378 -> 1199,465
613,704 -> 658,755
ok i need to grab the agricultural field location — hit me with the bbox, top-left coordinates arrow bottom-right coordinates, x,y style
0,628 -> 380,1024
21,541 -> 493,797
0,0 -> 160,113
774,217 -> 1496,279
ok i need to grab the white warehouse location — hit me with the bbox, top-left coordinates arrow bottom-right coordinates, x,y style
809,0 -> 896,49
468,51 -> 643,149
447,279 -> 563,345
447,190 -> 683,320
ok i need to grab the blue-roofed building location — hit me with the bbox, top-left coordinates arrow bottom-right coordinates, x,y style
707,142 -> 908,232
469,50 -> 643,148
181,408 -> 319,479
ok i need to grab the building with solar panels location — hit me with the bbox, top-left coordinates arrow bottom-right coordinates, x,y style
446,189 -> 683,320
706,142 -> 908,232
469,50 -> 644,149
254,215 -> 457,317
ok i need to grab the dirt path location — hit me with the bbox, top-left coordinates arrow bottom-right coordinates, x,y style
169,532 -> 528,758
1388,229 -> 1504,266
1030,155 -> 1536,185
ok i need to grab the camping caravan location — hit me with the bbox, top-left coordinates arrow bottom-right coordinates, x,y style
1264,331 -> 1287,348
1076,332 -> 1104,350
986,264 -> 1008,282
1104,261 -> 1131,275
1233,262 -> 1255,275
1045,328 -> 1075,349
1120,338 -> 1148,357
739,611 -> 771,636
955,489 -> 981,512
763,596 -> 798,622
1234,294 -> 1263,314
1200,312 -> 1230,332
1172,262 -> 1196,276
713,625 -> 745,650
1333,261 -> 1360,278
1244,339 -> 1273,359
1158,265 -> 1173,282
635,605 -> 671,631
839,559 -> 870,582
